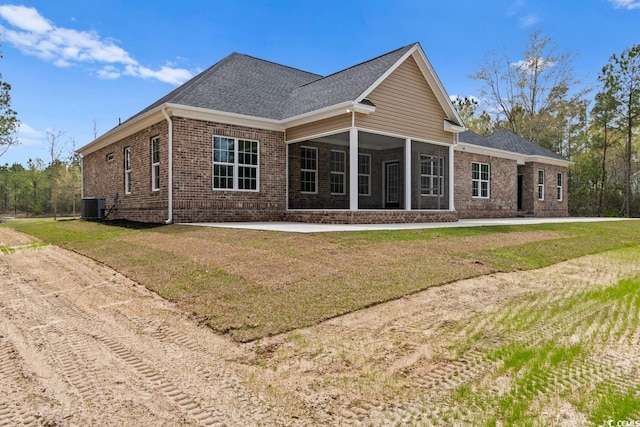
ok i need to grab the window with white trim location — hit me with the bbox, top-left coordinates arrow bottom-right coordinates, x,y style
538,170 -> 545,200
124,147 -> 132,194
213,136 -> 259,191
151,137 -> 160,191
330,150 -> 346,195
557,172 -> 563,201
471,162 -> 490,198
300,146 -> 317,193
358,153 -> 371,196
421,155 -> 445,196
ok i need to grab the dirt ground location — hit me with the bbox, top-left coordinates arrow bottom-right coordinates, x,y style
1,226 -> 639,426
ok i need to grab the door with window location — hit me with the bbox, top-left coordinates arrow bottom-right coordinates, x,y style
385,161 -> 400,208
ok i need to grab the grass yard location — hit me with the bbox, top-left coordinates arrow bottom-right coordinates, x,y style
5,218 -> 640,342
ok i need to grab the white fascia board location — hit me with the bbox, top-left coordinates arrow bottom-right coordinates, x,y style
167,103 -> 284,132
282,101 -> 374,129
444,120 -> 466,133
455,142 -> 571,166
77,107 -> 164,156
527,156 -> 573,167
456,142 -> 525,163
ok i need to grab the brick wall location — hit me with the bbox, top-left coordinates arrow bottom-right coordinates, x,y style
171,117 -> 286,222
82,118 -> 286,223
454,152 -> 518,219
82,121 -> 169,223
284,210 -> 457,224
411,142 -> 450,210
287,141 -> 350,209
520,161 -> 568,217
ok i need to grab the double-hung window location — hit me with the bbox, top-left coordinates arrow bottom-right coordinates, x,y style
124,147 -> 132,194
358,154 -> 371,196
421,155 -> 445,196
557,172 -> 563,201
151,137 -> 160,191
330,150 -> 346,195
538,170 -> 545,200
213,136 -> 259,191
300,146 -> 317,193
471,162 -> 490,198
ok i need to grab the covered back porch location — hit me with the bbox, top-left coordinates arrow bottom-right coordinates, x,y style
285,129 -> 456,223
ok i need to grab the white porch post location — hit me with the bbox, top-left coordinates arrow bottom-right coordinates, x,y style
405,138 -> 412,210
449,143 -> 455,211
285,143 -> 289,210
349,127 -> 358,211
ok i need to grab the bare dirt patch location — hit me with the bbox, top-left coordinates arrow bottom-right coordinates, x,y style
1,226 -> 639,425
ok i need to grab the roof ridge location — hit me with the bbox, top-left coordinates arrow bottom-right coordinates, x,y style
294,43 -> 417,90
234,52 -> 323,79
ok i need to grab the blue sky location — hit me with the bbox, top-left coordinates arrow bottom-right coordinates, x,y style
0,0 -> 639,166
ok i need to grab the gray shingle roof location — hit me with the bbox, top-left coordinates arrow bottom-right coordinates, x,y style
134,53 -> 323,121
282,44 -> 414,118
131,43 -> 416,122
459,130 -> 567,162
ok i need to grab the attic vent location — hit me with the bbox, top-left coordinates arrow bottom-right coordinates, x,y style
106,153 -> 115,162
360,98 -> 376,107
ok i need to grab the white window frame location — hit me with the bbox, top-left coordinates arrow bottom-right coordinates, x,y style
212,136 -> 260,192
330,150 -> 346,195
106,153 -> 115,162
538,170 -> 545,200
557,172 -> 563,201
300,146 -> 318,194
151,137 -> 160,191
471,162 -> 490,199
358,153 -> 371,196
421,155 -> 445,197
124,147 -> 132,195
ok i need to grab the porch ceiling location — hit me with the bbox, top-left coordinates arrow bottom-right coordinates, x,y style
311,131 -> 405,150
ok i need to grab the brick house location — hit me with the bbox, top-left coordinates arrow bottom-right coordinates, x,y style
78,43 -> 569,224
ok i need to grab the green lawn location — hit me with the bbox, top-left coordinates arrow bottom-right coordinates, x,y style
5,218 -> 640,342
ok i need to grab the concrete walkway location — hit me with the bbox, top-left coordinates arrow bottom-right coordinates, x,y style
181,217 -> 633,234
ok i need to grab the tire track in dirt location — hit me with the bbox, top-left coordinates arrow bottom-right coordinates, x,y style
0,240 -> 299,426
94,334 -> 223,426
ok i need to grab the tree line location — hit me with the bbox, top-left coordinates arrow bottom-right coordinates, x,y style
456,31 -> 639,217
0,131 -> 81,218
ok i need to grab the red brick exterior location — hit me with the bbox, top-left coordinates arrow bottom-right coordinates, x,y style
519,162 -> 568,217
82,117 -> 568,224
454,151 -> 568,218
454,152 -> 518,219
171,117 -> 286,222
82,121 -> 169,223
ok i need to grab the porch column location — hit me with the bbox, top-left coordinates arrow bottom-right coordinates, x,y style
405,138 -> 412,211
449,144 -> 455,211
349,127 -> 358,211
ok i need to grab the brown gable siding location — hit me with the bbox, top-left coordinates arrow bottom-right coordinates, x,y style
356,56 -> 452,143
285,113 -> 351,142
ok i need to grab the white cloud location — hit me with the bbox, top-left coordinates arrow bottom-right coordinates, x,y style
127,64 -> 194,86
15,122 -> 45,147
0,5 -> 193,85
97,65 -> 120,80
610,0 -> 640,9
0,4 -> 51,33
512,57 -> 555,73
519,13 -> 540,27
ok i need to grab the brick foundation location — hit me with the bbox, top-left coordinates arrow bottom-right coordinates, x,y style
284,210 -> 457,224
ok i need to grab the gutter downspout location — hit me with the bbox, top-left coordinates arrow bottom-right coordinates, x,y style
161,107 -> 173,224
